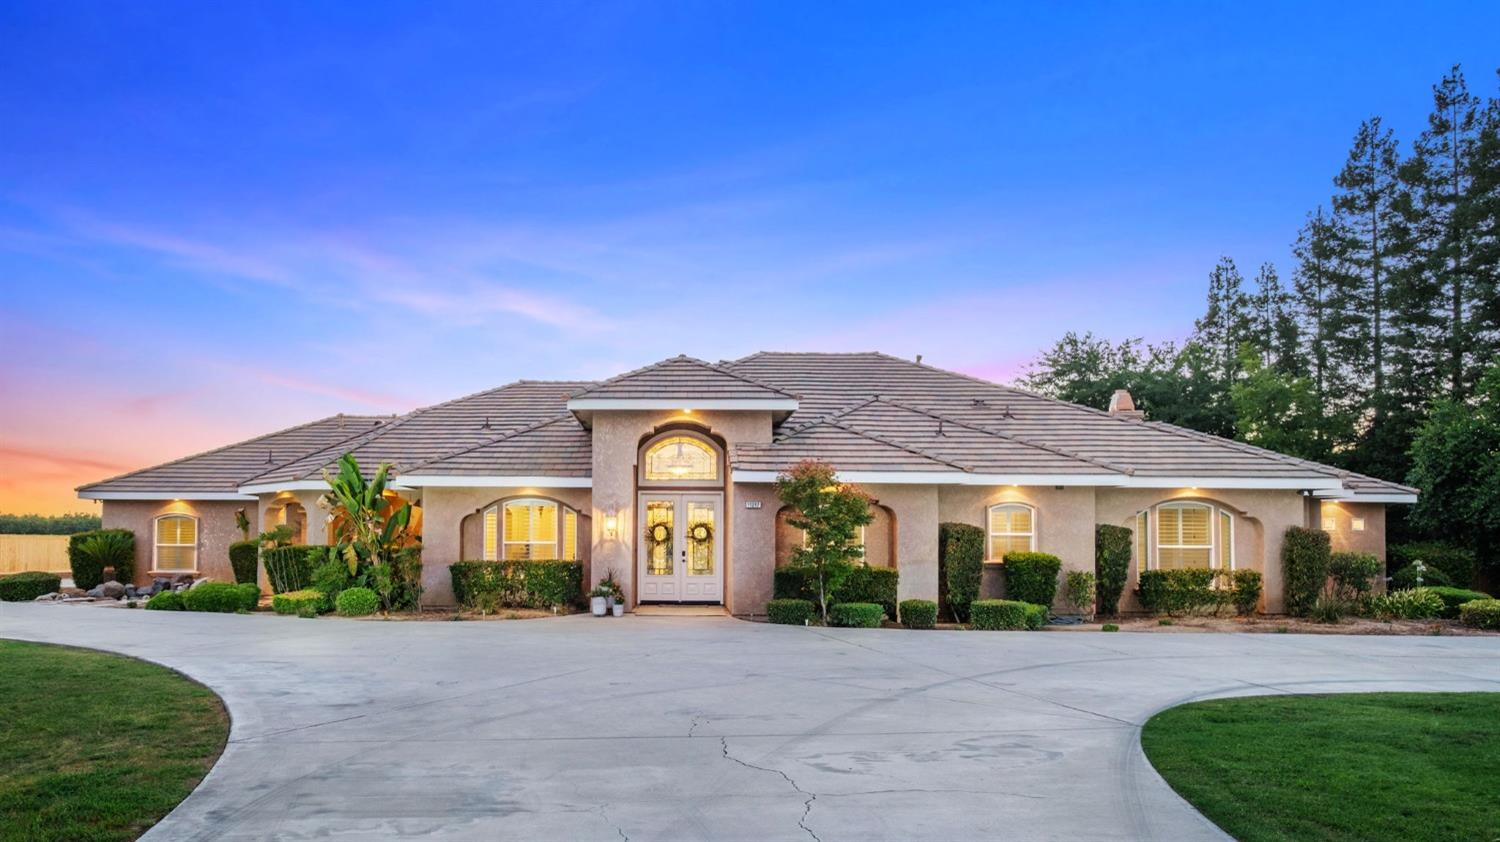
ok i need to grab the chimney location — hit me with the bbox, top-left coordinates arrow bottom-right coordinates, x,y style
1107,389 -> 1145,421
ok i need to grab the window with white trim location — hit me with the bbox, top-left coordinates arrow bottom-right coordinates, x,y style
1146,502 -> 1234,571
987,503 -> 1035,560
481,499 -> 579,561
154,515 -> 198,572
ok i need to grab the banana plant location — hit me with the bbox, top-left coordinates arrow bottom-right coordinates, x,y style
320,453 -> 412,575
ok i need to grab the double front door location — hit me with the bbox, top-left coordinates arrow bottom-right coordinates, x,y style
638,493 -> 723,603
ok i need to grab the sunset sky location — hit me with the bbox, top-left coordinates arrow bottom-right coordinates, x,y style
3,2 -> 1499,514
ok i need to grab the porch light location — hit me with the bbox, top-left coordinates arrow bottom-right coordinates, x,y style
604,514 -> 619,539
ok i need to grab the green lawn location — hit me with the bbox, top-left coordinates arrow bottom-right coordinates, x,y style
1141,693 -> 1500,842
0,641 -> 228,842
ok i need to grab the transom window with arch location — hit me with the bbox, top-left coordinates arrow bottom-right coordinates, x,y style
154,514 -> 198,572
640,433 -> 720,484
986,503 -> 1035,560
481,498 -> 580,561
1140,501 -> 1235,571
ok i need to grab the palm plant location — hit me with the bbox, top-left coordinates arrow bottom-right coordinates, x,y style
320,453 -> 412,574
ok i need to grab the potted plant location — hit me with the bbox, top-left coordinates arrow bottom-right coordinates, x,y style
588,584 -> 611,617
596,570 -> 624,616
612,599 -> 625,617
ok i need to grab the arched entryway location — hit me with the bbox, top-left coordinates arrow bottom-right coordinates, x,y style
637,428 -> 725,603
774,503 -> 896,568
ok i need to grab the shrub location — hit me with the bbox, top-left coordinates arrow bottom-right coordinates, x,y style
1227,569 -> 1262,615
766,598 -> 814,625
827,602 -> 885,628
183,582 -> 260,613
336,587 -> 379,617
1391,561 -> 1453,590
1138,568 -> 1216,616
939,522 -> 984,623
1281,527 -> 1330,617
1095,524 -> 1132,617
1366,588 -> 1445,621
1420,586 -> 1492,619
310,556 -> 352,605
144,590 -> 185,611
971,599 -> 1046,630
0,571 -> 61,601
272,590 -> 327,618
1310,593 -> 1348,624
68,528 -> 135,591
1003,552 -> 1062,609
1064,570 -> 1096,617
774,565 -> 899,619
1459,599 -> 1500,630
899,599 -> 938,629
263,544 -> 326,593
449,560 -> 583,611
228,541 -> 259,585
1101,623 -> 1120,632
1389,542 -> 1476,589
1329,552 -> 1382,599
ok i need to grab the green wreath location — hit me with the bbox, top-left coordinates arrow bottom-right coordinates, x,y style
645,522 -> 672,550
688,522 -> 714,544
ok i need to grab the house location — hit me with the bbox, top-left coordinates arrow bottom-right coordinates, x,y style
77,352 -> 1416,613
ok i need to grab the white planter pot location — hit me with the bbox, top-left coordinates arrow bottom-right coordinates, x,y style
591,596 -> 607,616
612,603 -> 625,617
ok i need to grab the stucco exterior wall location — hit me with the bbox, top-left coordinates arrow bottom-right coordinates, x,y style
1319,501 -> 1387,561
937,485 -> 1096,609
862,484 -> 940,606
1095,488 -> 1307,614
731,482 -> 780,616
419,486 -> 593,606
590,410 -> 773,609
773,504 -> 894,568
100,499 -> 250,587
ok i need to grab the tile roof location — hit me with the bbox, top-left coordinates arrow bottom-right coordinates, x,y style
77,414 -> 392,495
568,355 -> 795,402
80,351 -> 1415,500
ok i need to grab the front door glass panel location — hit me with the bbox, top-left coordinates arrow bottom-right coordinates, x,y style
645,500 -> 674,576
686,501 -> 715,576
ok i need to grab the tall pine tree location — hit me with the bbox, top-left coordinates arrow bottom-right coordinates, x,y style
1246,261 -> 1301,374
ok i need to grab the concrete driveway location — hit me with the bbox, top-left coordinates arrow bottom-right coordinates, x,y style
3,605 -> 1498,841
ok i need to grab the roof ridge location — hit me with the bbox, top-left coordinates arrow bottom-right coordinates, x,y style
76,413 -> 394,492
242,378 -> 565,482
867,398 -> 1132,475
821,419 -> 972,472
402,415 -> 576,473
778,395 -> 883,435
572,354 -> 796,399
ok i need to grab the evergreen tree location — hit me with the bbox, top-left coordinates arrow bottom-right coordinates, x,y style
1246,262 -> 1301,374
1402,66 -> 1482,399
1191,256 -> 1252,397
1462,71 -> 1500,380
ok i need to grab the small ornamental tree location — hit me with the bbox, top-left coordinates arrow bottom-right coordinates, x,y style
776,460 -> 874,623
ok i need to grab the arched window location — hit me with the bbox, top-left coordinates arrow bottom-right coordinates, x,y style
986,503 -> 1035,560
641,433 -> 719,483
154,515 -> 198,572
480,498 -> 580,562
1144,501 -> 1234,571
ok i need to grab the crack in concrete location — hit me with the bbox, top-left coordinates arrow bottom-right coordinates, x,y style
597,804 -> 629,842
720,737 -> 819,842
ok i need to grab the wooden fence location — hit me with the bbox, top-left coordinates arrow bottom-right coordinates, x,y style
0,535 -> 71,575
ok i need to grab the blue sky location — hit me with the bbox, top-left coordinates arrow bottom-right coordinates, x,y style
2,1 -> 1499,511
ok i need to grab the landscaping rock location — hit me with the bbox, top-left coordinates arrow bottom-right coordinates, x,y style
87,581 -> 127,600
33,592 -> 65,602
173,574 -> 195,586
188,577 -> 213,590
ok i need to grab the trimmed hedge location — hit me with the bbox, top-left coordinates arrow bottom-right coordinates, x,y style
827,602 -> 884,628
971,599 -> 1046,630
774,565 -> 899,619
263,545 -> 326,594
1421,586 -> 1492,619
766,598 -> 815,625
1391,562 -> 1452,590
899,599 -> 938,629
939,522 -> 984,622
335,587 -> 379,617
1095,524 -> 1132,617
144,590 -> 185,611
272,589 -> 327,617
1329,551 -> 1382,597
68,528 -> 135,591
1002,552 -> 1062,609
0,571 -> 61,601
1459,599 -> 1500,630
1138,568 -> 1217,616
229,541 -> 259,585
449,560 -> 583,611
1282,526 -> 1331,617
1389,541 -> 1476,589
183,582 -> 260,613
1227,569 -> 1262,615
